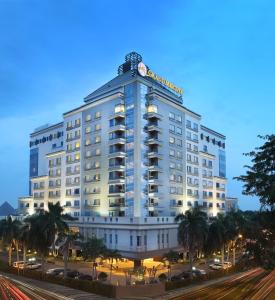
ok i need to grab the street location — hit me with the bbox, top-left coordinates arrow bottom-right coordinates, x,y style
0,274 -> 109,300
170,268 -> 275,300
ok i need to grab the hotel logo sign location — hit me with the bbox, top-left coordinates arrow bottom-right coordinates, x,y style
137,62 -> 183,95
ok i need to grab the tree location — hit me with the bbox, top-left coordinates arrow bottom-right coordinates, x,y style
18,222 -> 31,263
205,214 -> 227,264
234,134 -> 275,209
81,237 -> 107,279
43,202 -> 75,256
224,210 -> 245,265
0,216 -> 21,266
175,208 -> 208,277
56,230 -> 82,278
26,213 -> 52,273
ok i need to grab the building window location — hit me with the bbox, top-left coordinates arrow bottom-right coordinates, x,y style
147,104 -> 158,113
169,149 -> 175,157
95,111 -> 101,119
176,115 -> 182,123
203,145 -> 208,152
85,114 -> 91,122
176,127 -> 182,135
85,127 -> 91,134
115,234 -> 118,244
137,236 -> 141,247
169,112 -> 175,120
115,104 -> 125,113
95,136 -> 101,143
95,124 -> 101,131
169,137 -> 175,144
130,235 -> 133,246
169,124 -> 175,132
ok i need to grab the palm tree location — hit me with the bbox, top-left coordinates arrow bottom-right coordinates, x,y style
175,207 -> 208,277
81,237 -> 107,279
0,216 -> 21,266
27,213 -> 52,273
18,222 -> 31,263
103,249 -> 121,282
43,202 -> 75,256
56,230 -> 82,278
206,214 -> 227,264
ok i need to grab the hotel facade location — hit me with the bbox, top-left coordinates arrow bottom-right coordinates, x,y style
19,52 -> 230,260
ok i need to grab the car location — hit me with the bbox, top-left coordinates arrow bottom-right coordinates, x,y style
77,274 -> 94,281
25,262 -> 42,270
13,261 -> 25,268
46,268 -> 64,275
192,268 -> 206,276
209,263 -> 223,270
171,271 -> 192,281
66,270 -> 80,278
223,261 -> 232,268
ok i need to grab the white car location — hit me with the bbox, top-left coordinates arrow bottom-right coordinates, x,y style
46,268 -> 64,275
25,262 -> 42,270
209,263 -> 223,270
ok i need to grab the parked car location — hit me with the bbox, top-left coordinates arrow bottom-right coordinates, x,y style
66,270 -> 80,278
77,274 -> 94,281
171,271 -> 192,281
193,268 -> 206,276
223,261 -> 232,268
13,261 -> 25,268
25,262 -> 42,270
46,268 -> 64,275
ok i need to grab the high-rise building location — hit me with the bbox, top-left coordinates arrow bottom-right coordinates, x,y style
19,52 -> 230,261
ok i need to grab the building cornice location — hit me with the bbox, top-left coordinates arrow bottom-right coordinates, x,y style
201,125 -> 226,139
30,122 -> 63,138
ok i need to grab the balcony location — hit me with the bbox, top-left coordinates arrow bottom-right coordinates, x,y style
84,202 -> 100,208
187,194 -> 199,199
33,186 -> 45,190
109,199 -> 125,208
147,151 -> 163,159
145,112 -> 162,120
108,191 -> 125,197
84,190 -> 100,195
109,124 -> 126,132
170,201 -> 183,208
48,194 -> 61,199
108,137 -> 126,145
145,137 -> 162,146
148,164 -> 162,172
148,178 -> 162,185
187,182 -> 199,188
108,151 -> 126,159
109,111 -> 125,120
146,124 -> 162,133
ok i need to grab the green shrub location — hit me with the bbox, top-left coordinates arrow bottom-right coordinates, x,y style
158,273 -> 167,282
98,272 -> 108,281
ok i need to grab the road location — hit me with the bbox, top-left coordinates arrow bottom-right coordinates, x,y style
171,268 -> 275,300
0,275 -> 72,300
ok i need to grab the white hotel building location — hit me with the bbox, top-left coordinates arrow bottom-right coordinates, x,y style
19,52 -> 230,261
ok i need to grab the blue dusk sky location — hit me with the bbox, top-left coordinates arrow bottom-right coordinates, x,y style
0,0 -> 274,210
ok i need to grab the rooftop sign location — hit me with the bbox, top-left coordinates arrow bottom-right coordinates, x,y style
137,62 -> 183,96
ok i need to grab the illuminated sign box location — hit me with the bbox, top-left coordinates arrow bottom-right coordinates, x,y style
138,62 -> 183,96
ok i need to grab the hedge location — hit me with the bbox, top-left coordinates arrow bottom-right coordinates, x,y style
0,261 -> 115,298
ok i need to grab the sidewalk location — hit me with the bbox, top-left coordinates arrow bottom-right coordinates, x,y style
0,271 -> 114,300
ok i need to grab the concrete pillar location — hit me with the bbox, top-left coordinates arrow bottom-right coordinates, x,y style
134,259 -> 142,269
